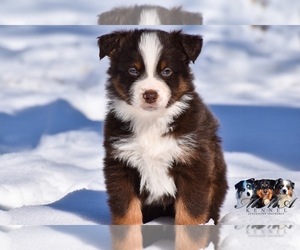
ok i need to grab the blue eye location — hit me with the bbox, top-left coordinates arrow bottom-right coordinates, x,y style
161,68 -> 172,77
128,68 -> 139,76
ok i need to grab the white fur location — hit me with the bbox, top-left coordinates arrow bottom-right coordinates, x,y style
131,32 -> 170,111
279,180 -> 290,195
139,9 -> 161,25
111,95 -> 194,204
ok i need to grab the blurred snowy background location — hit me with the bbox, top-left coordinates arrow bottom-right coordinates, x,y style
0,0 -> 299,24
0,0 -> 300,249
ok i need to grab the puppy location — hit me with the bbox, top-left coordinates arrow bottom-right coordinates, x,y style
98,5 -> 202,25
98,29 -> 228,225
234,178 -> 255,208
274,179 -> 295,208
253,179 -> 276,208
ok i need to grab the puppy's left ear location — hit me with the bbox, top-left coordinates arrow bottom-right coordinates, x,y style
97,31 -> 129,60
234,181 -> 242,190
175,31 -> 203,63
269,179 -> 276,188
290,181 -> 295,189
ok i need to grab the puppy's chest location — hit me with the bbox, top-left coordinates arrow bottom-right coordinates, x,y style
111,123 -> 192,203
114,132 -> 180,165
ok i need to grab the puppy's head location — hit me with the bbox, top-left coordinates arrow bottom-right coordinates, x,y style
275,178 -> 295,197
235,178 -> 255,199
255,179 -> 275,199
98,29 -> 202,112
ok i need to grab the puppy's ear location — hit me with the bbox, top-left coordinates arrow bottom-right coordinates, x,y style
234,181 -> 243,190
97,31 -> 129,59
269,179 -> 276,188
173,30 -> 203,63
290,180 -> 295,189
275,178 -> 282,186
247,178 -> 255,183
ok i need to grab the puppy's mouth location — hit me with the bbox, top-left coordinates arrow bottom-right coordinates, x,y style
143,106 -> 159,111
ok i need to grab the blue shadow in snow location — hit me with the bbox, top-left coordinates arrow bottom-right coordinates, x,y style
48,189 -> 111,225
211,105 -> 300,171
0,99 -> 102,153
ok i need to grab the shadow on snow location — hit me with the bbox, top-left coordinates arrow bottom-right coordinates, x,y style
48,189 -> 111,225
0,99 -> 102,153
211,105 -> 300,170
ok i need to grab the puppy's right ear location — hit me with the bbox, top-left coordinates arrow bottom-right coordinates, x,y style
234,181 -> 242,190
97,31 -> 128,60
275,178 -> 283,186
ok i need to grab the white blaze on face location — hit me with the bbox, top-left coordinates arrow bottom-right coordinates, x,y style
281,180 -> 290,195
139,9 -> 161,25
131,32 -> 171,111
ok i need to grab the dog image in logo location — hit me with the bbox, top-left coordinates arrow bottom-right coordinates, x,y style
273,179 -> 296,208
234,178 -> 255,208
246,179 -> 276,208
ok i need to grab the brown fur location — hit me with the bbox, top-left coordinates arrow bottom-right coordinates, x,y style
98,29 -> 228,225
112,197 -> 142,225
256,189 -> 273,202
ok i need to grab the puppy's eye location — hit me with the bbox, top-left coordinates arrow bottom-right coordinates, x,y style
161,68 -> 172,77
128,68 -> 139,76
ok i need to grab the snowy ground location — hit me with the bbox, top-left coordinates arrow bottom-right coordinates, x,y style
0,3 -> 300,249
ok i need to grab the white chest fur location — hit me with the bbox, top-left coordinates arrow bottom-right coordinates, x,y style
110,97 -> 194,204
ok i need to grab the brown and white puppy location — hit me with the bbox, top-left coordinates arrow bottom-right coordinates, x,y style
98,5 -> 202,25
274,178 -> 295,208
254,179 -> 276,207
98,29 -> 228,225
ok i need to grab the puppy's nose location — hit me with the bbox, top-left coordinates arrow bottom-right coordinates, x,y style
143,90 -> 158,104
283,189 -> 287,194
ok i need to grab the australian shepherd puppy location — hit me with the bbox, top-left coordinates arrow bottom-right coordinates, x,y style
274,178 -> 295,208
234,178 -> 255,208
252,179 -> 276,208
98,29 -> 228,225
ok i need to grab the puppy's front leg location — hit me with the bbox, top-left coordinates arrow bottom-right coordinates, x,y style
105,160 -> 143,225
112,196 -> 143,225
175,197 -> 209,225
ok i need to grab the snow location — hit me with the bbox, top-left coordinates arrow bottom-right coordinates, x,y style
0,1 -> 300,249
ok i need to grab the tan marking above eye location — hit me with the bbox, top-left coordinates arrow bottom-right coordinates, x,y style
160,60 -> 167,70
133,61 -> 142,70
